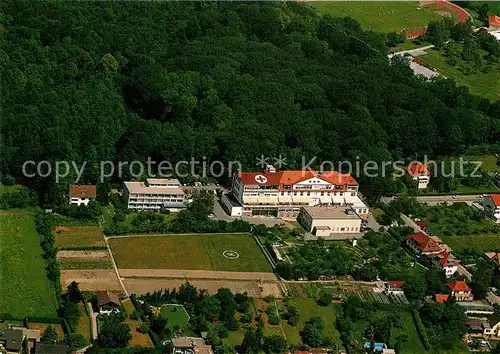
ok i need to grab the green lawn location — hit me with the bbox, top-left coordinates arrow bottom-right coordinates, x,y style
350,310 -> 425,354
308,1 -> 442,33
468,155 -> 500,173
160,305 -> 190,328
0,185 -> 16,193
109,234 -> 272,272
416,48 -> 500,101
0,210 -> 58,318
441,234 -> 500,253
283,298 -> 342,346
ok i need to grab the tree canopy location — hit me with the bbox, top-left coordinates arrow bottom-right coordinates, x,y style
2,1 -> 499,204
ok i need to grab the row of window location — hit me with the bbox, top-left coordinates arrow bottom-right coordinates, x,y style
129,193 -> 184,198
244,192 -> 357,197
129,198 -> 184,203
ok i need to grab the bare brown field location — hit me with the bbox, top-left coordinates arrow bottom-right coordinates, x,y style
123,278 -> 282,298
118,269 -> 277,281
61,269 -> 122,293
54,226 -> 105,249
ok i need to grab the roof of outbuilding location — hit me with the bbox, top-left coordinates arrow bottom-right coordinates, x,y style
96,291 -> 121,307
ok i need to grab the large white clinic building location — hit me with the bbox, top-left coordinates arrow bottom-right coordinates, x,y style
221,167 -> 368,218
123,178 -> 189,212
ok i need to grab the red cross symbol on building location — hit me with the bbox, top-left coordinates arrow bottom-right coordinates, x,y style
255,175 -> 267,184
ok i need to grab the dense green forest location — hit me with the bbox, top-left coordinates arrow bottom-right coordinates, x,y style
1,1 -> 500,205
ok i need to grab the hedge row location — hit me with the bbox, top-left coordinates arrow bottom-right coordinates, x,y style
412,309 -> 431,351
26,316 -> 62,325
34,210 -> 61,299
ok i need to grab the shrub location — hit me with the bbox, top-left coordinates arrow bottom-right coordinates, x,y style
412,309 -> 431,350
138,323 -> 150,333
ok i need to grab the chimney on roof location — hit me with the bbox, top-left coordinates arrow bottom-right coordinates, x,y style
265,165 -> 276,173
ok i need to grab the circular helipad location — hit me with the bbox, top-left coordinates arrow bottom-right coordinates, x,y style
223,250 -> 240,259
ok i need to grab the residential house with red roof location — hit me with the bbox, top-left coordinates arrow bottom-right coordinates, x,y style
483,194 -> 500,224
406,232 -> 460,277
428,250 -> 460,277
435,293 -> 450,303
406,162 -> 431,189
222,166 -> 367,218
386,281 -> 405,294
489,14 -> 500,28
69,184 -> 96,206
448,281 -> 473,302
406,232 -> 443,256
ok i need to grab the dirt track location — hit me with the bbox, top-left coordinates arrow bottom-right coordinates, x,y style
118,269 -> 278,281
123,278 -> 282,298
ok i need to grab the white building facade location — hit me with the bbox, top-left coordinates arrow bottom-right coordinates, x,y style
225,168 -> 368,218
124,178 -> 189,212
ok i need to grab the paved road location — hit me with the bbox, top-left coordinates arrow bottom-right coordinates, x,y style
382,194 -> 485,206
389,45 -> 438,79
400,213 -> 423,231
390,44 -> 435,57
457,264 -> 473,281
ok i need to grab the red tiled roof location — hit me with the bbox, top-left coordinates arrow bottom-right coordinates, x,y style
448,280 -> 470,292
406,162 -> 430,177
408,232 -> 442,253
416,221 -> 427,228
435,294 -> 450,303
389,281 -> 405,289
489,14 -> 500,27
69,184 -> 96,198
490,194 -> 500,207
237,170 -> 358,187
429,251 -> 460,267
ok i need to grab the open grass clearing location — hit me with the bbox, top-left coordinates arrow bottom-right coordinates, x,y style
160,305 -> 189,328
109,234 -> 272,272
76,302 -> 91,343
308,1 -> 443,33
441,234 -> 500,253
416,48 -> 500,101
282,298 -> 342,346
54,225 -> 106,249
349,309 -> 426,354
0,210 -> 58,318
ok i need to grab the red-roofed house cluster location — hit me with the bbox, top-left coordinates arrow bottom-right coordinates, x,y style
406,231 -> 459,277
435,281 -> 474,303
